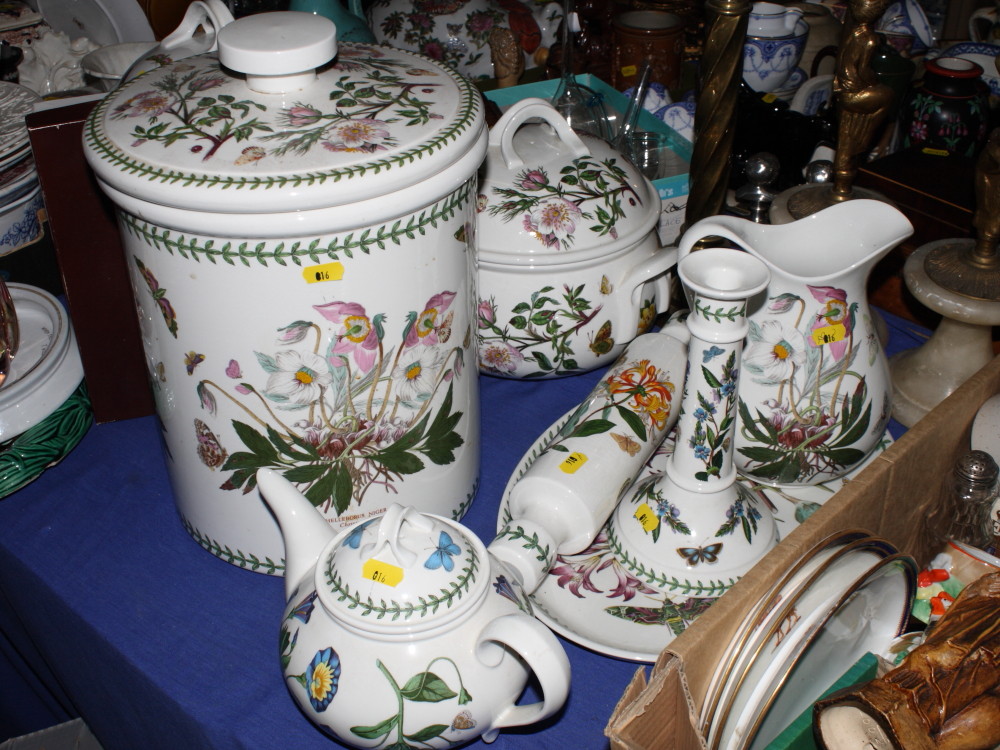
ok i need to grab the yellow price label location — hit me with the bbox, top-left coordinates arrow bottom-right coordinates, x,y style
620,64 -> 638,77
362,558 -> 404,587
634,503 -> 659,533
811,323 -> 846,347
559,451 -> 588,474
303,262 -> 345,284
921,147 -> 950,157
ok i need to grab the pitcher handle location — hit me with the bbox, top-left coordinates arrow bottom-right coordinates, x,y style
490,98 -> 590,171
476,613 -> 570,740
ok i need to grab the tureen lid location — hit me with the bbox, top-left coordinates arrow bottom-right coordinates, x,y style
82,11 -> 484,216
478,98 -> 660,266
319,504 -> 487,634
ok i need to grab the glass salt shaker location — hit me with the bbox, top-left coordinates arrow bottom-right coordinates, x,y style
946,449 -> 999,549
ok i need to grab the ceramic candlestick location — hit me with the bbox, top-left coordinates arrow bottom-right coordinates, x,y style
607,247 -> 777,602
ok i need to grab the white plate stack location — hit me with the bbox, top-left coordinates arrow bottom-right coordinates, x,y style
0,80 -> 42,258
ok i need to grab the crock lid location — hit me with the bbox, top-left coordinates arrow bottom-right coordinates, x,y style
478,98 -> 660,267
83,11 -> 484,216
319,504 -> 487,634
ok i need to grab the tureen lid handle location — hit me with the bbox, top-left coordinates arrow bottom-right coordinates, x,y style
218,10 -> 337,94
491,97 -> 591,170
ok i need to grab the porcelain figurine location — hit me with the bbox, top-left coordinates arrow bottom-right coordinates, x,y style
678,199 -> 913,486
606,247 -> 777,608
477,99 -> 675,378
257,469 -> 571,749
364,0 -> 563,80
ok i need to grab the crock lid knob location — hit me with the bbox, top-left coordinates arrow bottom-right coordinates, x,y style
218,11 -> 337,94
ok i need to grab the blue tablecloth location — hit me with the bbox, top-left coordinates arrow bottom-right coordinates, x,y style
0,309 -> 930,750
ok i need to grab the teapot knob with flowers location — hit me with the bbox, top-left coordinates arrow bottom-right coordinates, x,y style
256,468 -> 571,748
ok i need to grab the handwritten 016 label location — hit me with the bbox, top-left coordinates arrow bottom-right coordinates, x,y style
362,558 -> 404,587
559,451 -> 588,474
811,323 -> 846,347
303,262 -> 345,284
634,503 -> 659,533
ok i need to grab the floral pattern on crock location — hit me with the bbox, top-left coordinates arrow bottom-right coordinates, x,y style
476,284 -> 606,376
98,50 -> 470,171
133,256 -> 178,337
350,657 -> 474,747
542,355 -> 675,456
194,290 -> 468,517
482,157 -> 642,250
548,530 -> 717,631
738,285 -> 878,484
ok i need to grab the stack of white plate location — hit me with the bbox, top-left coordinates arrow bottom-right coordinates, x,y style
0,80 -> 43,258
700,530 -> 917,750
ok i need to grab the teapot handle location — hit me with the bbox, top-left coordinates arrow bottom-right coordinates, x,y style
475,613 -> 570,738
490,97 -> 591,171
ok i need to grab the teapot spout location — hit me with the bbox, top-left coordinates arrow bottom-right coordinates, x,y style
257,468 -> 336,600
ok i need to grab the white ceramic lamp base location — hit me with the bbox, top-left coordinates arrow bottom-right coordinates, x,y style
891,239 -> 1000,427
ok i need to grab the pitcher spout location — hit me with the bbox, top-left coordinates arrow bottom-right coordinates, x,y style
257,468 -> 336,600
679,199 -> 913,284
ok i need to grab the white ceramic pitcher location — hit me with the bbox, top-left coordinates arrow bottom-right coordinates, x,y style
677,199 -> 913,486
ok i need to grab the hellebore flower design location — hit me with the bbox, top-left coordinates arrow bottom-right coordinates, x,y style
743,320 -> 807,384
195,290 -> 467,516
315,301 -> 380,373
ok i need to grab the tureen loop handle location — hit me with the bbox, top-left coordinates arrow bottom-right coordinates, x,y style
491,97 -> 591,171
475,613 -> 571,739
360,503 -> 433,568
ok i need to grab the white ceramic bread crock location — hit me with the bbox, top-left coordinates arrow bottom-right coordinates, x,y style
83,11 -> 486,575
476,98 -> 675,379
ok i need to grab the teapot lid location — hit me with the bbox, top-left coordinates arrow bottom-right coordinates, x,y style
83,11 -> 484,217
319,504 -> 488,634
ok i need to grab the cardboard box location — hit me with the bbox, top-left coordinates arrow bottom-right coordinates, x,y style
482,75 -> 692,245
605,353 -> 1000,749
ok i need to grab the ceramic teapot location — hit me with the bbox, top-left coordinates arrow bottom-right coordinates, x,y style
257,468 -> 571,748
677,199 -> 913,486
363,0 -> 563,80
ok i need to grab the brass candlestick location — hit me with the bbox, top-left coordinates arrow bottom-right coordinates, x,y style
923,128 -> 1000,299
770,0 -> 893,221
683,0 -> 750,228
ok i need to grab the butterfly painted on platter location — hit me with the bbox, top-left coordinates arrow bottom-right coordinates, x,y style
676,543 -> 723,566
185,351 -> 205,375
702,345 -> 725,363
588,320 -> 614,355
451,710 -> 477,731
611,432 -> 641,457
194,418 -> 228,470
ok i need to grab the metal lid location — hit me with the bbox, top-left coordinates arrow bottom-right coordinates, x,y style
83,11 -> 484,216
319,504 -> 486,634
955,449 -> 999,484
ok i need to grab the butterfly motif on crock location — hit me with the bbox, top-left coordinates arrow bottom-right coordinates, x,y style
194,418 -> 227,470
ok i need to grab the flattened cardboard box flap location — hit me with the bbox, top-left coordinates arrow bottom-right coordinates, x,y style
606,353 -> 1000,749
